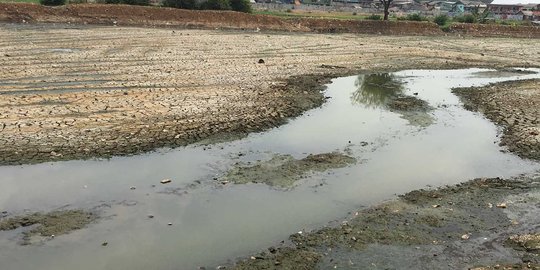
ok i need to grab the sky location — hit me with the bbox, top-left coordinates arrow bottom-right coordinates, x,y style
490,0 -> 540,5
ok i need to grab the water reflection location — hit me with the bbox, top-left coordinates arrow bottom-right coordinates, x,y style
352,73 -> 405,108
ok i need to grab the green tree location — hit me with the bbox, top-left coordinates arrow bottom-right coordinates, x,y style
230,0 -> 252,13
202,0 -> 231,10
40,0 -> 66,6
162,0 -> 198,9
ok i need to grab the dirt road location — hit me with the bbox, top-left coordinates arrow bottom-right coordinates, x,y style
1,23 -> 539,164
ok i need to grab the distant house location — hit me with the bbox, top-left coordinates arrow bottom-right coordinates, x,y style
488,0 -> 540,20
519,10 -> 540,20
426,0 -> 466,13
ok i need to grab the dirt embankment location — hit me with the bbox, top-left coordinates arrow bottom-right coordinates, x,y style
454,79 -> 540,161
2,3 -> 540,38
233,177 -> 540,269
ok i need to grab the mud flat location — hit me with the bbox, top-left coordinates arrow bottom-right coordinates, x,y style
221,152 -> 356,188
454,79 -> 540,161
0,210 -> 96,245
1,23 -> 540,165
232,177 -> 540,269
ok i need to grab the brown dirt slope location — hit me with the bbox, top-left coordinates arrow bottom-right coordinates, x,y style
2,3 -> 540,37
0,3 -> 308,31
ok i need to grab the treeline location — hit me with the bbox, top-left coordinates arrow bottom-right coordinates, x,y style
40,0 -> 252,13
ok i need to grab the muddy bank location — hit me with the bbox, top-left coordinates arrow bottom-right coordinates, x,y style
453,79 -> 540,161
0,72 -> 337,165
0,210 -> 96,245
220,152 -> 356,188
232,177 -> 540,269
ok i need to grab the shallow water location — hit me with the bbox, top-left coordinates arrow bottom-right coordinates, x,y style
1,68 -> 539,269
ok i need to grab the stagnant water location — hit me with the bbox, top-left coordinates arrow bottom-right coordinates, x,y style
1,69 -> 540,269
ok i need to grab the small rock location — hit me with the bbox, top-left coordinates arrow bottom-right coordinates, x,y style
432,204 -> 441,208
102,242 -> 108,246
258,59 -> 265,64
148,215 -> 154,219
496,203 -> 507,208
168,222 -> 173,226
461,234 -> 470,240
160,179 -> 172,184
130,186 -> 136,190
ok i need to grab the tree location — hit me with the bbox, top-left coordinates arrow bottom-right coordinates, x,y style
40,0 -> 66,6
230,0 -> 252,13
380,0 -> 393,20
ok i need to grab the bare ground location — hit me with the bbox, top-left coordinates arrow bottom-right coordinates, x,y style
1,23 -> 539,164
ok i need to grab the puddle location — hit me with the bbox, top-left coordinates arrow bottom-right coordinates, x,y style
1,68 -> 540,269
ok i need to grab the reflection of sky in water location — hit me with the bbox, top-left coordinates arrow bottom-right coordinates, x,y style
0,68 -> 539,270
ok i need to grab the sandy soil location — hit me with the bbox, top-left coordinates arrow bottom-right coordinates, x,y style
1,23 -> 539,165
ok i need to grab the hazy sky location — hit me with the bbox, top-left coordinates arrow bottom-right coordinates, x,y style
490,0 -> 540,4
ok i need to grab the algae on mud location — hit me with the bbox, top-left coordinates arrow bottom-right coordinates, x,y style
221,152 -> 356,188
0,210 -> 96,245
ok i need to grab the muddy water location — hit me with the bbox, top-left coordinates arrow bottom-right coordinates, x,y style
1,69 -> 540,269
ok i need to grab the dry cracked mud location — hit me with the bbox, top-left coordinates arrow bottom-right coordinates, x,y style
1,23 -> 540,165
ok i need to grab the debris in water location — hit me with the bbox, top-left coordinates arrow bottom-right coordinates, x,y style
160,179 -> 172,184
496,203 -> 507,208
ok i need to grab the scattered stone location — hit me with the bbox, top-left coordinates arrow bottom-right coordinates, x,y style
258,59 -> 265,64
496,203 -> 507,208
160,179 -> 172,184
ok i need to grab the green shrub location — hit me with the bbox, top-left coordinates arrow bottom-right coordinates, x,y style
40,0 -> 66,6
366,14 -> 381,20
105,0 -> 150,5
201,0 -> 231,10
405,13 -> 425,21
230,0 -> 252,13
454,14 -> 476,23
433,14 -> 448,26
440,24 -> 451,32
161,0 -> 198,9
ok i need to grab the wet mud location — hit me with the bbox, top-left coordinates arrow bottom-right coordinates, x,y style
221,152 -> 356,188
453,79 -> 540,161
232,177 -> 540,269
0,210 -> 96,245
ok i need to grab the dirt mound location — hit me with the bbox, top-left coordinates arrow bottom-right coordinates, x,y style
0,3 -> 308,31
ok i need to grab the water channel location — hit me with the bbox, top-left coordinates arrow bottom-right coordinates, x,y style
1,68 -> 539,269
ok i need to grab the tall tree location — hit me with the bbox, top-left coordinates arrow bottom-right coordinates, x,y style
380,0 -> 393,20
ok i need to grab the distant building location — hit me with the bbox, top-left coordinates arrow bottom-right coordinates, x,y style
488,0 -> 540,20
